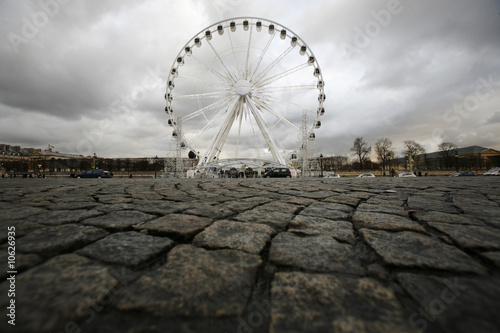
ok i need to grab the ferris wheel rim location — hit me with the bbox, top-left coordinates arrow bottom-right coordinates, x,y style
165,17 -> 326,169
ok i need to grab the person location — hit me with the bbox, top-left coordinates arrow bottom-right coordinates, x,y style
418,170 -> 422,177
391,168 -> 396,177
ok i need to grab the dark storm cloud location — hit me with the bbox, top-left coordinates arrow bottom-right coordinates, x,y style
0,0 -> 499,159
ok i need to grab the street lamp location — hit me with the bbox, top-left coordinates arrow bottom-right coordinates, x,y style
319,154 -> 323,178
154,155 -> 158,178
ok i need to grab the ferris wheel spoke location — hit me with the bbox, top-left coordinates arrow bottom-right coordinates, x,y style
187,99 -> 235,145
256,94 -> 316,114
253,45 -> 294,83
174,90 -> 233,100
244,24 -> 253,79
190,54 -> 232,84
254,84 -> 317,94
256,63 -> 310,87
206,39 -> 238,83
249,32 -> 276,82
225,26 -> 241,77
252,96 -> 300,131
183,96 -> 234,121
177,75 -> 228,89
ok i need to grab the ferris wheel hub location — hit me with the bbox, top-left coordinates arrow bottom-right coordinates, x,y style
234,79 -> 252,96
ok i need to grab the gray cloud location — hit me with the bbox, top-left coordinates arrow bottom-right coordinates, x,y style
1,0 -> 499,160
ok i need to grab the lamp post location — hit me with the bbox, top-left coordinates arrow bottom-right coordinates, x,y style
455,151 -> 459,172
154,155 -> 158,178
319,154 -> 323,178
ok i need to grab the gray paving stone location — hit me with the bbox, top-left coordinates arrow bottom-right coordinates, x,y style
269,232 -> 363,274
287,214 -> 356,244
283,195 -> 315,206
296,190 -> 334,199
269,272 -> 414,333
298,201 -> 351,220
135,213 -> 213,241
47,201 -> 99,210
480,251 -> 500,267
345,191 -> 375,200
322,194 -> 361,206
480,215 -> 500,228
428,223 -> 500,250
353,211 -> 426,232
76,231 -> 174,267
218,197 -> 271,212
193,220 -> 275,254
183,203 -> 235,219
360,229 -> 486,274
95,195 -> 134,204
413,211 -> 487,226
17,224 -> 108,257
397,273 -> 500,333
26,209 -> 104,225
357,202 -> 408,216
0,206 -> 47,222
0,254 -> 119,332
0,220 -> 45,241
131,200 -> 192,215
114,245 -> 261,317
234,207 -> 295,231
453,196 -> 500,216
0,246 -> 44,279
259,201 -> 303,214
97,202 -> 137,213
82,210 -> 157,231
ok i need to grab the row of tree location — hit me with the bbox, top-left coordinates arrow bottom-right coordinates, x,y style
350,137 -> 459,170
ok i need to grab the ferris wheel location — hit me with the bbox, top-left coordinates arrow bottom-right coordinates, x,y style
164,17 -> 325,169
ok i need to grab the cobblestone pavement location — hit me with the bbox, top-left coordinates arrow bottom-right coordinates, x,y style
1,177 -> 500,333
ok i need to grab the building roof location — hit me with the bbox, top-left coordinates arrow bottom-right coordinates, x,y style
30,151 -> 88,159
420,146 -> 498,159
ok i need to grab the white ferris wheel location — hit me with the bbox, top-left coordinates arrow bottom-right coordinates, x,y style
164,17 -> 325,170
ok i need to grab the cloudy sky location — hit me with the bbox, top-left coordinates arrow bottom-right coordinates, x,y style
1,0 -> 500,160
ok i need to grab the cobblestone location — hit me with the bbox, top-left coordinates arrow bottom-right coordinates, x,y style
0,177 -> 499,333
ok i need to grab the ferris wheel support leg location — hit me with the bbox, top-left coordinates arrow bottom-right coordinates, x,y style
246,97 -> 286,166
198,100 -> 240,167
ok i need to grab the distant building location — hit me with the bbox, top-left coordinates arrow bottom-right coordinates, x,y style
390,146 -> 500,171
29,151 -> 90,173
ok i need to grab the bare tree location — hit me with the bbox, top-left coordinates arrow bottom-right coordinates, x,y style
438,142 -> 457,152
438,142 -> 457,170
351,137 -> 371,169
374,138 -> 394,171
404,140 -> 426,170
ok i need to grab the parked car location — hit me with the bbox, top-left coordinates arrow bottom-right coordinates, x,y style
357,173 -> 375,178
449,171 -> 477,177
228,167 -> 239,178
398,172 -> 416,178
244,167 -> 256,178
323,172 -> 340,178
484,167 -> 500,176
263,167 -> 292,178
73,169 -> 113,178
